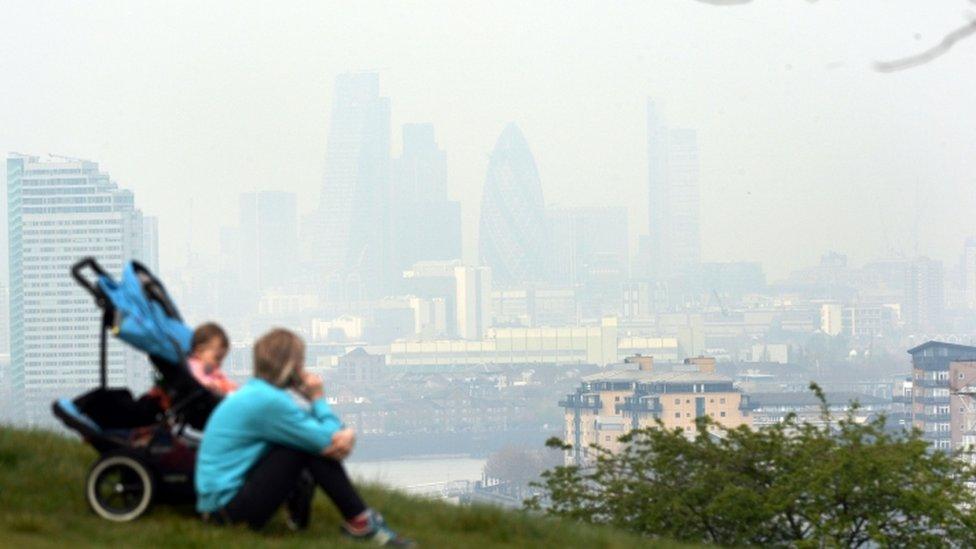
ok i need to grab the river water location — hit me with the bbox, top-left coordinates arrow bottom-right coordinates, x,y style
345,456 -> 488,490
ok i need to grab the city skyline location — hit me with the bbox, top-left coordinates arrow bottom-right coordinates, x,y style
2,2 -> 973,282
6,5 -> 976,538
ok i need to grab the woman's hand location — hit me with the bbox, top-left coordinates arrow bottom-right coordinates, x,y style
323,428 -> 356,460
299,371 -> 324,400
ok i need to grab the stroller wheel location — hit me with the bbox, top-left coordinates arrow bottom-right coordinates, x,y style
86,454 -> 155,521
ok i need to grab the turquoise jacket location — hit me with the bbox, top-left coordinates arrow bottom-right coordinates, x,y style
194,378 -> 342,512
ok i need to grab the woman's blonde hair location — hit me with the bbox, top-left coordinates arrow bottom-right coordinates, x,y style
253,328 -> 305,387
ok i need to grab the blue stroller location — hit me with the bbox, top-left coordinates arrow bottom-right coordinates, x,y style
52,257 -> 220,521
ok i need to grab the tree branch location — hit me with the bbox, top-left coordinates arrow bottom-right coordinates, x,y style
875,18 -> 976,72
691,0 -> 976,72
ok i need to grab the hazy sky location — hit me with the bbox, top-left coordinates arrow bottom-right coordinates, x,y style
2,1 -> 975,280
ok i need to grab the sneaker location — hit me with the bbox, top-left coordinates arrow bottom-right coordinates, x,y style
284,470 -> 315,531
341,509 -> 415,547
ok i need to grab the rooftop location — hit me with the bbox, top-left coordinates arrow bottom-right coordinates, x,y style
749,392 -> 888,408
907,340 -> 976,356
582,369 -> 732,384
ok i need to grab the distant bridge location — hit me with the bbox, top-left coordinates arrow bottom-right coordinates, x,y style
401,480 -> 473,499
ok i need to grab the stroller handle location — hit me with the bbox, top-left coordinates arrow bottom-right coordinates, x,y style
72,257 -> 109,306
131,261 -> 183,322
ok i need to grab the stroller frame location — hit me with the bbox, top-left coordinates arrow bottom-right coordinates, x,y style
52,257 -> 219,521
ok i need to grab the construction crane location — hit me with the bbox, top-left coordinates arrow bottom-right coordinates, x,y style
706,289 -> 730,317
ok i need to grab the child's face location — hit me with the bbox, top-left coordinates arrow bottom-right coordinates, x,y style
196,339 -> 228,369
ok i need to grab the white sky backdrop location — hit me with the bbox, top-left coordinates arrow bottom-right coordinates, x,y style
1,0 -> 974,280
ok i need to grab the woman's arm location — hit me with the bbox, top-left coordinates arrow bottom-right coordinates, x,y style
298,372 -> 356,459
323,428 -> 356,460
257,392 -> 343,454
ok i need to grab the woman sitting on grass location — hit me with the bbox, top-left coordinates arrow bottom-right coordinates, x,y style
195,328 -> 412,546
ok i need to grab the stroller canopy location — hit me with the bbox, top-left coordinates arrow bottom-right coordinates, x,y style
95,261 -> 192,364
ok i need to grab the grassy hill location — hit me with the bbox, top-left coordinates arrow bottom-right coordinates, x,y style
0,427 -> 678,548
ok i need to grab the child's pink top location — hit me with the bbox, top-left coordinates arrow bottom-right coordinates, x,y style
188,357 -> 238,395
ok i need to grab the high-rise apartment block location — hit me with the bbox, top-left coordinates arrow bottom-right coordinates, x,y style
949,359 -> 976,461
909,341 -> 976,451
560,355 -> 751,465
904,257 -> 945,333
6,154 -> 155,427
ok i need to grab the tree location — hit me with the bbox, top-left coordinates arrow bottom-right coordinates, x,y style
484,445 -> 563,488
527,384 -> 976,547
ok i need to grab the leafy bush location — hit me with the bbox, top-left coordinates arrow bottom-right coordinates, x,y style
528,384 -> 976,547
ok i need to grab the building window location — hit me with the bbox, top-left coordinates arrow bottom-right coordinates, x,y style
720,412 -> 726,417
674,412 -> 680,418
720,398 -> 726,404
675,399 -> 680,405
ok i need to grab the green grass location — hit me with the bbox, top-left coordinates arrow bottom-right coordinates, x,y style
0,427 -> 680,548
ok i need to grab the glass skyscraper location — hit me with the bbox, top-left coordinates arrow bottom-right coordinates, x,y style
391,123 -> 461,279
6,154 -> 154,427
646,100 -> 701,283
478,123 -> 550,287
312,72 -> 392,300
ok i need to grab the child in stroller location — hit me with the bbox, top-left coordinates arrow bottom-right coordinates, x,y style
52,258 -> 223,521
187,323 -> 237,396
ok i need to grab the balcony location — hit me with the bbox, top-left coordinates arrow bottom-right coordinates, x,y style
914,396 -> 951,405
739,395 -> 755,412
616,397 -> 662,415
559,393 -> 602,410
914,379 -> 949,389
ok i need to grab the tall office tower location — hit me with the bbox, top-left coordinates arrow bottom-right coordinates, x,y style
905,257 -> 945,333
239,191 -> 298,295
142,216 -> 160,273
548,207 -> 629,285
311,72 -> 392,300
455,265 -> 492,340
6,154 -> 150,427
479,123 -> 550,288
963,238 -> 976,310
391,124 -> 461,278
214,225 -> 246,332
548,207 -> 629,317
646,100 -> 701,283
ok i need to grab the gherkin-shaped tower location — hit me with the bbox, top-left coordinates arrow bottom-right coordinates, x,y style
478,123 -> 550,286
